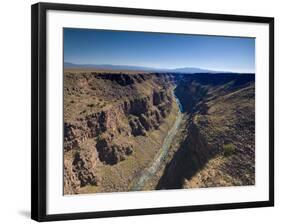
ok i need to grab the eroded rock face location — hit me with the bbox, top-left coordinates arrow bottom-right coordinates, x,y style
126,91 -> 171,134
96,134 -> 133,165
64,123 -> 80,151
156,123 -> 219,189
64,147 -> 98,194
157,74 -> 255,189
64,89 -> 172,165
72,152 -> 98,187
153,90 -> 167,105
64,159 -> 80,194
64,112 -> 107,152
96,73 -> 136,86
64,72 -> 174,193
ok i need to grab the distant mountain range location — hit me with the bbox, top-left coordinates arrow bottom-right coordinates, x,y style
64,62 -> 230,74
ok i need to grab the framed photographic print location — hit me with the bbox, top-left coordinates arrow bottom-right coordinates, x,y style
31,2 -> 274,222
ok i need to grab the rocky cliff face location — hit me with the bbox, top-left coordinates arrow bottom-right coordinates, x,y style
64,144 -> 99,194
64,90 -> 172,162
63,72 -> 174,194
157,73 -> 255,189
63,71 -> 255,194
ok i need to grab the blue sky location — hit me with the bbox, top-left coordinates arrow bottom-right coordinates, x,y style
64,28 -> 255,73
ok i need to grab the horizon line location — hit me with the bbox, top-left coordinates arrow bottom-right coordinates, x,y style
64,61 -> 255,74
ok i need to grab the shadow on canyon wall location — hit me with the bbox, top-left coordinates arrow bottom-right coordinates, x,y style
156,73 -> 255,189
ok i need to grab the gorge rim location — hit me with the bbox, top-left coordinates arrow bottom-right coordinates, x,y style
63,28 -> 255,194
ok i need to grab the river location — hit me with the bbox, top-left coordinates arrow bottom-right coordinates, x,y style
130,91 -> 183,191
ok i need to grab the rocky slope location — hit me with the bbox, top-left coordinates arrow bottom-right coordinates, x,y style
63,70 -> 255,194
157,73 -> 255,189
63,71 -> 175,194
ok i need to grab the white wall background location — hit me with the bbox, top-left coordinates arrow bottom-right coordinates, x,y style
0,0 -> 279,223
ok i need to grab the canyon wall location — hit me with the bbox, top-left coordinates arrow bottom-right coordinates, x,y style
63,71 -> 255,194
157,73 -> 255,189
63,72 -> 174,194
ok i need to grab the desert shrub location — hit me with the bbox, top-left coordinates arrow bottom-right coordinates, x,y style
96,134 -> 102,142
87,104 -> 94,107
223,143 -> 235,157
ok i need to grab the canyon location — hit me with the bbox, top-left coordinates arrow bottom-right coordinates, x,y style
63,70 -> 255,194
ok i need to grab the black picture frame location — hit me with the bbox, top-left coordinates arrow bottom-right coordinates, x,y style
31,2 -> 274,222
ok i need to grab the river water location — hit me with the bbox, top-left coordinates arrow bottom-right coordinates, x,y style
130,91 -> 183,191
